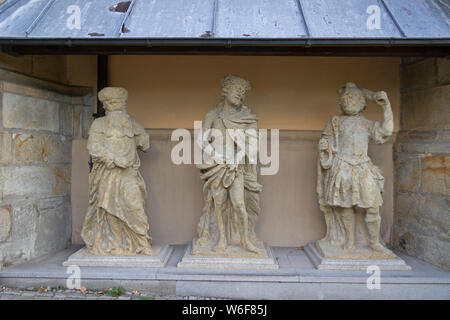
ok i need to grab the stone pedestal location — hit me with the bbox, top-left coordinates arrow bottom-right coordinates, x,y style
177,242 -> 279,270
305,243 -> 411,271
62,244 -> 173,268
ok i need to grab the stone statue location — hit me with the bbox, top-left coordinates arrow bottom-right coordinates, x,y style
316,82 -> 395,259
81,87 -> 152,256
193,75 -> 265,258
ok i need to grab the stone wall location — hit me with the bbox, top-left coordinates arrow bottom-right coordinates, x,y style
394,57 -> 450,270
0,67 -> 93,268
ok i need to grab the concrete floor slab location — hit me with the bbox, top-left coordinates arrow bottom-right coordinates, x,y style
0,244 -> 449,299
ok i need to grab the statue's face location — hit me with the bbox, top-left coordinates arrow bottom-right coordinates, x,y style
223,85 -> 246,107
339,90 -> 365,116
104,98 -> 126,112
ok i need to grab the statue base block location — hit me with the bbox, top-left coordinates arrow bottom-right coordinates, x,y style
62,244 -> 173,268
177,242 -> 279,270
305,243 -> 411,271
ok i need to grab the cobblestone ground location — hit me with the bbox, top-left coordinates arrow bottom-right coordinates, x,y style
0,286 -> 221,300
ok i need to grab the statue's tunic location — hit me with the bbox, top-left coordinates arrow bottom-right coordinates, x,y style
320,114 -> 389,209
195,105 -> 262,247
81,111 -> 151,255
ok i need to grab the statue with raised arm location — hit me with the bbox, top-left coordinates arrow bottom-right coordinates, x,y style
193,75 -> 265,258
316,82 -> 395,259
81,87 -> 152,256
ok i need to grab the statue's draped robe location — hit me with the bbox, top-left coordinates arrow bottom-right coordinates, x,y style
195,106 -> 263,248
317,114 -> 390,243
81,111 -> 152,255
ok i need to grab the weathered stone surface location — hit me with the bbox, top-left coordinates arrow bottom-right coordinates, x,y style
0,92 -> 3,124
421,156 -> 450,196
3,82 -> 74,105
73,105 -> 83,139
52,166 -> 71,196
13,133 -> 71,164
178,242 -> 278,270
401,85 -> 450,130
0,131 -> 12,165
1,166 -> 70,198
437,58 -> 450,84
395,155 -> 420,192
395,191 -> 450,270
396,192 -> 450,240
401,58 -> 436,91
10,203 -> 39,241
2,92 -> 59,132
35,197 -> 70,255
0,206 -> 12,242
3,82 -> 51,101
63,245 -> 173,267
305,243 -> 410,271
0,238 -> 36,266
60,104 -> 73,136
81,106 -> 94,138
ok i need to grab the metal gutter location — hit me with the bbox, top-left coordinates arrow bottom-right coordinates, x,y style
0,38 -> 449,46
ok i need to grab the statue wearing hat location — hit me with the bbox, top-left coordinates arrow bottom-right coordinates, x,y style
316,82 -> 395,259
81,87 -> 152,256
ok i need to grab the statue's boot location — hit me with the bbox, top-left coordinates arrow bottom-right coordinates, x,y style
240,238 -> 261,254
340,208 -> 356,251
366,217 -> 393,256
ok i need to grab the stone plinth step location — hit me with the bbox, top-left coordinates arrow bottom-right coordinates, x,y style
62,244 -> 173,268
304,243 -> 412,271
177,242 -> 279,270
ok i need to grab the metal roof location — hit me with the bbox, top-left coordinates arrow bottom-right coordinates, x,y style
0,0 -> 449,56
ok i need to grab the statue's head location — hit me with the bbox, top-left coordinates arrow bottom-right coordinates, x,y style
221,74 -> 251,107
98,87 -> 128,112
338,82 -> 366,116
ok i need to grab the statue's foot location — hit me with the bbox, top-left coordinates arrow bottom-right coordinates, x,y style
370,242 -> 393,256
140,247 -> 152,256
343,241 -> 355,251
110,247 -> 124,256
213,239 -> 228,252
241,241 -> 261,254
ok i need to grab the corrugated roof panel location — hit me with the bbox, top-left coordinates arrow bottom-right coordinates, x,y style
124,0 -> 214,38
384,0 -> 450,38
0,0 -> 48,37
214,0 -> 307,38
300,0 -> 403,38
0,0 -> 448,41
28,0 -> 127,38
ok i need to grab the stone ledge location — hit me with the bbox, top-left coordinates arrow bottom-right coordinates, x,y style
304,243 -> 411,271
177,242 -> 279,270
0,68 -> 92,98
63,244 -> 173,268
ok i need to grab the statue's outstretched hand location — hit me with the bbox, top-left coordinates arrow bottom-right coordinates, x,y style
374,91 -> 390,109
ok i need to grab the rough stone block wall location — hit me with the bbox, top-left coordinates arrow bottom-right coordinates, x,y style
0,68 -> 93,268
394,57 -> 450,270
